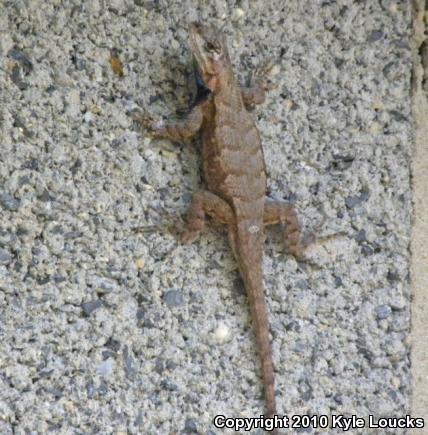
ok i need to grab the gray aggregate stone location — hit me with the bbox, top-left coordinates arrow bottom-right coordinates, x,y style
81,299 -> 103,315
163,289 -> 185,307
183,417 -> 198,433
97,359 -> 115,377
376,304 -> 392,320
0,193 -> 20,211
0,249 -> 13,265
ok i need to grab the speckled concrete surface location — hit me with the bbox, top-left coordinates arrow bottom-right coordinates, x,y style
0,1 -> 414,434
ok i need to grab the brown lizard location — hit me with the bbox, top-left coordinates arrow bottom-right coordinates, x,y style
141,22 -> 306,422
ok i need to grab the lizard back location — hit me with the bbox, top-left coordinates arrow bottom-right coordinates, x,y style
201,83 -> 267,213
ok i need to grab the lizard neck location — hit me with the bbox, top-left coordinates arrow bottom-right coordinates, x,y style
213,75 -> 244,112
208,67 -> 236,94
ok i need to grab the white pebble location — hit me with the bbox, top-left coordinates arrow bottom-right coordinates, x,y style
269,64 -> 281,76
214,322 -> 230,344
232,8 -> 245,21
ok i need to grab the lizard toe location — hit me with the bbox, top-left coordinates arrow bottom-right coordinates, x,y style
180,230 -> 200,244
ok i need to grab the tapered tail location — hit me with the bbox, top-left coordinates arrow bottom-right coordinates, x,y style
234,222 -> 277,417
248,279 -> 277,417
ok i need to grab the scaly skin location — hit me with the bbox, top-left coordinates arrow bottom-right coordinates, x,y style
142,21 -> 305,425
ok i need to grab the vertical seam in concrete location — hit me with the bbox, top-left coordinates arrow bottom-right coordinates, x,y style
411,0 -> 428,427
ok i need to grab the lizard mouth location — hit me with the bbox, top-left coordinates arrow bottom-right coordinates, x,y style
189,21 -> 204,37
188,22 -> 209,72
189,22 -> 203,52
189,21 -> 201,33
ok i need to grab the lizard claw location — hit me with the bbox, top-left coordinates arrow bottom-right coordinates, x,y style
252,60 -> 280,91
170,215 -> 201,244
130,109 -> 165,138
284,231 -> 315,262
180,229 -> 200,244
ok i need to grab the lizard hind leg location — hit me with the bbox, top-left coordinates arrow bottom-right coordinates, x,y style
180,190 -> 235,244
263,198 -> 308,260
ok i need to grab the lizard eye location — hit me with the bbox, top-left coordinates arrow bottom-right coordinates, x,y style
205,42 -> 218,52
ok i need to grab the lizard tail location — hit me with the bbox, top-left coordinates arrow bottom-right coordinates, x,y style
250,286 -> 277,418
233,223 -> 277,418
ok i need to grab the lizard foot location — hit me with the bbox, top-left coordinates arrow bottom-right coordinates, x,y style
180,229 -> 201,244
172,215 -> 202,244
130,109 -> 165,138
284,231 -> 315,262
252,60 -> 280,91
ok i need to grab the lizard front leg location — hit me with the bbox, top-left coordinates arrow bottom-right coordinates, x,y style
241,61 -> 278,107
181,191 -> 235,244
264,198 -> 306,260
138,104 -> 203,142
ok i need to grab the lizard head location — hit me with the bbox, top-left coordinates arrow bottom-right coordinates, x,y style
189,22 -> 231,91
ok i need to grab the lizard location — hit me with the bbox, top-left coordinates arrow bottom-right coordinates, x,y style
140,21 -> 306,422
